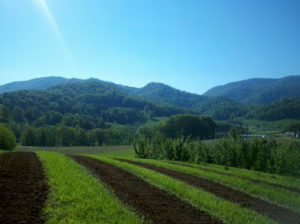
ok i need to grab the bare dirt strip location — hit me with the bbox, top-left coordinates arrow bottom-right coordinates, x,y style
118,159 -> 300,224
168,161 -> 300,194
0,152 -> 48,224
70,155 -> 222,224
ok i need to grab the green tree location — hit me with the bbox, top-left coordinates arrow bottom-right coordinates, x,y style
0,105 -> 11,123
22,127 -> 37,146
0,124 -> 16,150
12,106 -> 25,123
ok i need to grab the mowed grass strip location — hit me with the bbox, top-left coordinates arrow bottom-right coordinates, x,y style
71,155 -> 222,224
36,151 -> 143,224
172,161 -> 300,190
88,155 -> 275,224
118,159 -> 300,224
167,161 -> 300,194
124,158 -> 300,213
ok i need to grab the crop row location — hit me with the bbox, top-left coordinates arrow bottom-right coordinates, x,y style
116,157 -> 300,212
3,151 -> 299,224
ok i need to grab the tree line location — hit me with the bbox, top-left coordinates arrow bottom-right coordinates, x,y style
134,133 -> 300,176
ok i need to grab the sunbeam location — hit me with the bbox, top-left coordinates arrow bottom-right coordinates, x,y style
35,0 -> 67,52
34,0 -> 76,72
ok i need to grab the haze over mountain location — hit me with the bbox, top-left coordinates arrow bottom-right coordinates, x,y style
203,75 -> 300,105
0,77 -> 249,120
0,77 -> 81,94
0,79 -> 189,128
2,75 -> 300,119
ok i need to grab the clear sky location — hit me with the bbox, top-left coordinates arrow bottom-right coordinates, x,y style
1,0 -> 300,94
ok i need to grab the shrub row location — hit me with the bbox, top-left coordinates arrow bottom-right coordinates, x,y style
134,135 -> 300,176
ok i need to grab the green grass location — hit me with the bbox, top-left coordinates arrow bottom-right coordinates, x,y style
88,155 -> 275,224
173,160 -> 300,189
36,151 -> 144,224
124,158 -> 300,213
17,145 -> 131,155
234,118 -> 298,134
100,149 -> 135,158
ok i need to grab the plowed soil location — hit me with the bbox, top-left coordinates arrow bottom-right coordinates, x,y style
70,155 -> 222,224
168,161 -> 300,194
0,152 -> 48,224
118,159 -> 300,224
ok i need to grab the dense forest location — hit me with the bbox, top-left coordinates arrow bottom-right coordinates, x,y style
246,97 -> 300,120
137,114 -> 217,139
203,75 -> 300,105
0,77 -> 300,148
0,76 -> 81,93
0,80 -> 193,146
124,82 -> 249,120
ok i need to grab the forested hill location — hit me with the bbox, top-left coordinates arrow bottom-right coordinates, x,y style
0,76 -> 81,93
0,80 -> 190,128
246,97 -> 300,121
203,75 -> 300,105
126,82 -> 248,120
0,77 -> 249,120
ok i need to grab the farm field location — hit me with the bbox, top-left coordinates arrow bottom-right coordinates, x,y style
116,158 -> 300,213
16,145 -> 132,155
0,149 -> 299,224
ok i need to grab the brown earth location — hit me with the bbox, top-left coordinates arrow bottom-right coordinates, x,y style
0,152 -> 48,224
168,161 -> 300,194
70,155 -> 223,224
118,159 -> 300,224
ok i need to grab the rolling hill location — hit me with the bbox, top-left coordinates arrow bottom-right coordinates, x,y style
126,82 -> 248,120
0,76 -> 81,93
203,75 -> 300,105
0,79 -> 190,127
0,77 -> 249,120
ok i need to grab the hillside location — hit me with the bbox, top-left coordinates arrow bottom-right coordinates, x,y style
128,82 -> 248,120
0,76 -> 81,93
0,77 -> 249,120
246,97 -> 300,121
0,80 -> 189,127
203,75 -> 300,105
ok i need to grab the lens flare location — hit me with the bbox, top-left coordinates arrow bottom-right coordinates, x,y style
34,0 -> 76,73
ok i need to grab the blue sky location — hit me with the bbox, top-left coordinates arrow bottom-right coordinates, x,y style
0,0 -> 300,94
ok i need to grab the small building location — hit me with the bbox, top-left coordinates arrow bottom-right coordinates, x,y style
240,134 -> 266,138
285,132 -> 295,137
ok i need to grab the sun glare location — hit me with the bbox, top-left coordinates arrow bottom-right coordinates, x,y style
33,0 -> 76,72
34,0 -> 67,51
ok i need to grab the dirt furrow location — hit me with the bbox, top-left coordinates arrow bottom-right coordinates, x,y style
168,161 -> 300,194
0,152 -> 48,224
118,159 -> 300,224
70,155 -> 222,224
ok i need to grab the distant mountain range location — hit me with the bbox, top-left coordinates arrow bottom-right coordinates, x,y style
0,77 -> 81,93
203,75 -> 300,105
0,75 -> 299,121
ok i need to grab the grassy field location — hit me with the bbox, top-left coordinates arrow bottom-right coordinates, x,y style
171,160 -> 300,189
88,155 -> 275,224
121,158 -> 300,213
234,118 -> 299,135
2,148 -> 299,223
17,145 -> 132,155
36,151 -> 144,224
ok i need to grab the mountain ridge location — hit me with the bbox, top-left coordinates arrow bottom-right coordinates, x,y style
0,76 -> 82,93
203,75 -> 300,104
